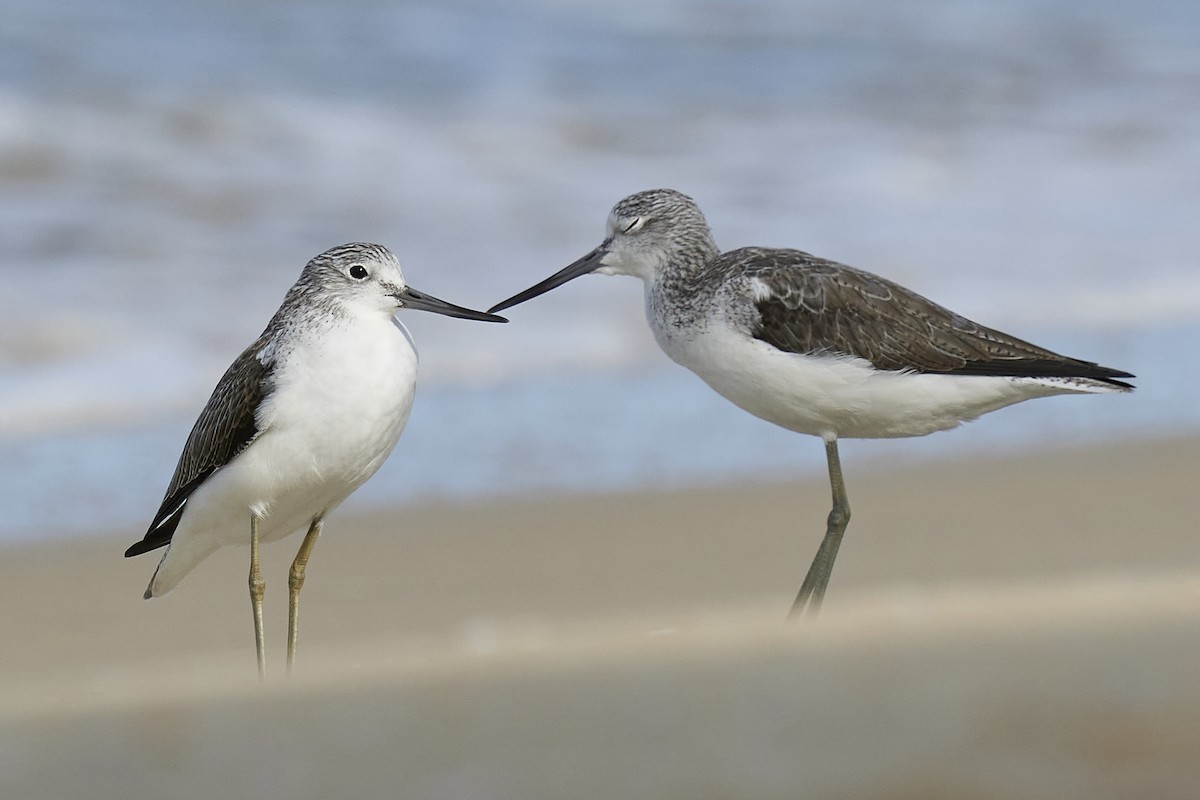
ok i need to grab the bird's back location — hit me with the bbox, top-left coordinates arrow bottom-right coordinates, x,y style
647,246 -> 1132,439
696,247 -> 1132,386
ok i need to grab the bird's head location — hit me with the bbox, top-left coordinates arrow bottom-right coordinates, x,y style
488,189 -> 718,313
302,243 -> 506,323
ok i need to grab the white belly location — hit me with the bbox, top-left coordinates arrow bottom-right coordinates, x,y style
655,320 -> 1086,440
148,316 -> 418,595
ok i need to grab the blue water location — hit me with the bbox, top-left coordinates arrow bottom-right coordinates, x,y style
1,0 -> 1198,541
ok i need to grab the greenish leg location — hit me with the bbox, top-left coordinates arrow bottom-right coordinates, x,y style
249,515 -> 267,678
287,517 -> 323,674
789,437 -> 851,620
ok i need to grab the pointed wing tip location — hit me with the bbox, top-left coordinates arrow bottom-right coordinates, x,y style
1097,366 -> 1135,391
124,540 -> 154,558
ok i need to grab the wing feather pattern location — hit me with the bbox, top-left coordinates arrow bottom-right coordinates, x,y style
734,248 -> 1134,387
124,336 -> 273,557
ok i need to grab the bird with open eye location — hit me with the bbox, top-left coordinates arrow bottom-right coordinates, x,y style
125,242 -> 506,676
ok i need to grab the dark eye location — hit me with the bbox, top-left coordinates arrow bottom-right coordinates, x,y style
348,264 -> 369,280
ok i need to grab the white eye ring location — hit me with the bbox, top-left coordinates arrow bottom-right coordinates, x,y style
348,264 -> 369,280
622,216 -> 645,234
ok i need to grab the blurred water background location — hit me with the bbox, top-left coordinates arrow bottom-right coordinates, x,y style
1,0 -> 1197,541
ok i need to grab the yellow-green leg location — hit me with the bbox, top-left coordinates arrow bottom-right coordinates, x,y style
789,437 -> 851,619
249,515 -> 266,678
287,517 -> 323,674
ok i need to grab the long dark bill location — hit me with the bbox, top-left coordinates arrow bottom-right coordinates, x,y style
399,286 -> 508,322
488,245 -> 608,314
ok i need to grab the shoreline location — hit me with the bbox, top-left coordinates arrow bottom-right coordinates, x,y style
2,433 -> 1198,797
2,433 -> 1195,673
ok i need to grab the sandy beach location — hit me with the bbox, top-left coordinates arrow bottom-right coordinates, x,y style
2,434 -> 1198,798
5,2 -> 1199,798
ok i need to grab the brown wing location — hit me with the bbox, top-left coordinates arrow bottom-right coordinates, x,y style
124,336 -> 273,557
737,248 -> 1134,387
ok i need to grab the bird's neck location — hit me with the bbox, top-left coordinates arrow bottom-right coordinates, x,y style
645,240 -> 720,335
652,236 -> 719,297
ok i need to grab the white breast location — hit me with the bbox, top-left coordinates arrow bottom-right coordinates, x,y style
146,312 -> 418,596
249,313 -> 419,524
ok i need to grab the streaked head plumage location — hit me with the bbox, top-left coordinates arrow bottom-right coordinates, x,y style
595,189 -> 718,280
293,242 -> 506,324
485,189 -> 721,314
298,242 -> 407,313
